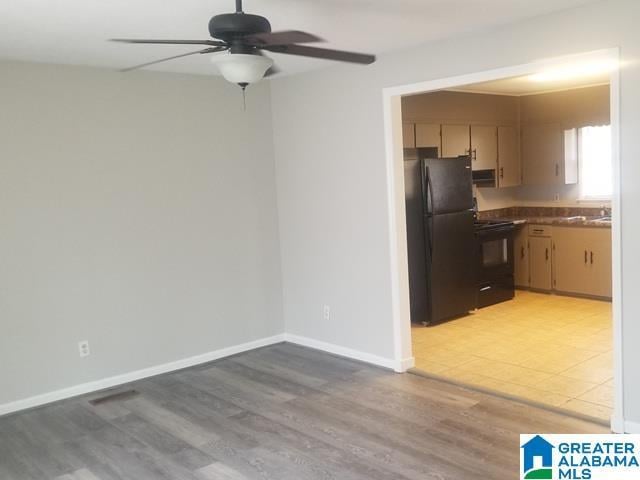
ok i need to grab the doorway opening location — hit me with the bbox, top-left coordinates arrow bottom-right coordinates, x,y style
383,49 -> 622,429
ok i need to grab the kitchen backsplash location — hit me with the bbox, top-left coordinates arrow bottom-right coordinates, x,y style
478,206 -> 608,219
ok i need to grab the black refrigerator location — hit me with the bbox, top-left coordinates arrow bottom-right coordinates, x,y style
404,148 -> 476,325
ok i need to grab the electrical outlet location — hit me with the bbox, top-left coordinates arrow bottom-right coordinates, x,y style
78,340 -> 90,358
553,193 -> 561,202
323,305 -> 331,321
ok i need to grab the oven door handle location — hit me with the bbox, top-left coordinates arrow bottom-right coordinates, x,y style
476,225 -> 514,237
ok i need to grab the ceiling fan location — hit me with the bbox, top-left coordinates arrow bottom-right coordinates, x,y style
111,0 -> 376,90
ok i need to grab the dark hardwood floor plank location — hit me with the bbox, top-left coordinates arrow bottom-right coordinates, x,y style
0,343 -> 608,480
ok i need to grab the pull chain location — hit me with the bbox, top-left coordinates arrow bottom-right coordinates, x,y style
238,82 -> 248,111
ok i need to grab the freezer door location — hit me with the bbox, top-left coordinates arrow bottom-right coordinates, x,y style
404,158 -> 428,323
422,156 -> 473,215
425,210 -> 477,324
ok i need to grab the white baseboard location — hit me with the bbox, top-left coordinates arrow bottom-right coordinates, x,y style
0,331 -> 426,417
624,419 -> 640,434
397,356 -> 416,372
284,333 -> 413,372
611,414 -> 625,433
0,334 -> 286,417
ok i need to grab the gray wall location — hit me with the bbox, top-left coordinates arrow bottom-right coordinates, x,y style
0,61 -> 283,405
271,0 -> 639,423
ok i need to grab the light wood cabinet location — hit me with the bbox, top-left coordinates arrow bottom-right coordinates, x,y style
470,125 -> 498,171
441,124 -> 470,158
402,123 -> 415,148
513,225 -> 529,287
521,123 -> 562,185
553,227 -> 612,298
588,228 -> 612,298
529,236 -> 553,291
552,227 -> 589,295
415,123 -> 441,153
521,123 -> 579,186
497,126 -> 521,187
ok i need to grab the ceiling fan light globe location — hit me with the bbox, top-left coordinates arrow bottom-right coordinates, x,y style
212,54 -> 273,84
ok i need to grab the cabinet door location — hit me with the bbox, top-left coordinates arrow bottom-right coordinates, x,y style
470,125 -> 498,171
498,126 -> 521,187
415,124 -> 441,153
529,236 -> 552,291
402,123 -> 415,148
586,228 -> 612,298
441,124 -> 470,158
513,226 -> 529,287
522,123 -> 562,186
552,226 -> 589,295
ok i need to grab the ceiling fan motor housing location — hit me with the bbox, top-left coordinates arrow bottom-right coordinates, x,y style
208,13 -> 271,41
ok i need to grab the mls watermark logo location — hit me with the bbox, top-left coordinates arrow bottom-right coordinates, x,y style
521,435 -> 554,479
520,434 -> 640,479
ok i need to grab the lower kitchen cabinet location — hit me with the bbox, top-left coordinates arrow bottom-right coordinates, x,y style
552,227 -> 589,295
553,226 -> 612,298
521,225 -> 612,299
588,228 -> 613,298
529,235 -> 553,291
513,225 -> 529,287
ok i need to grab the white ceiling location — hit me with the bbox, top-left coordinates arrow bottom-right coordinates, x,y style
452,72 -> 610,96
0,0 -> 599,77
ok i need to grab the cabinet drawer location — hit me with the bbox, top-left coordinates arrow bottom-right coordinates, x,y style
529,224 -> 552,237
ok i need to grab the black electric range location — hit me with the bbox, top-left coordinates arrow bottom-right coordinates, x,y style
474,219 -> 516,308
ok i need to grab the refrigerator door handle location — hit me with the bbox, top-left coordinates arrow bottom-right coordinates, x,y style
424,165 -> 434,216
425,168 -> 435,258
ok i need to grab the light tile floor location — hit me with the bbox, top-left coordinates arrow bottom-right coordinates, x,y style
412,290 -> 613,420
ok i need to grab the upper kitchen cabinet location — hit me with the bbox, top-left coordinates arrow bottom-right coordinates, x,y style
520,85 -> 608,187
415,123 -> 441,153
521,123 -> 577,186
441,124 -> 470,157
497,126 -> 521,187
470,125 -> 497,171
402,123 -> 416,148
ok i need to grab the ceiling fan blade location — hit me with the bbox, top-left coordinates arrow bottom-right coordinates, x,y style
119,46 -> 227,72
264,64 -> 281,77
245,30 -> 324,46
111,38 -> 226,47
261,44 -> 375,64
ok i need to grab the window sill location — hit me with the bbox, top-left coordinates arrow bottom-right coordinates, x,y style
577,197 -> 612,204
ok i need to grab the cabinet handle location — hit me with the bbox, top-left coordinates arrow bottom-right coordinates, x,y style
521,246 -> 525,259
555,164 -> 560,176
545,248 -> 549,261
500,167 -> 504,179
591,251 -> 594,265
584,250 -> 588,264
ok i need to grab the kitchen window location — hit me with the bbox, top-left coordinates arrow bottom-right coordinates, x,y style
578,125 -> 612,200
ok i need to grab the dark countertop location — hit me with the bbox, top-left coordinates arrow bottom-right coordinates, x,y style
495,216 -> 611,228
